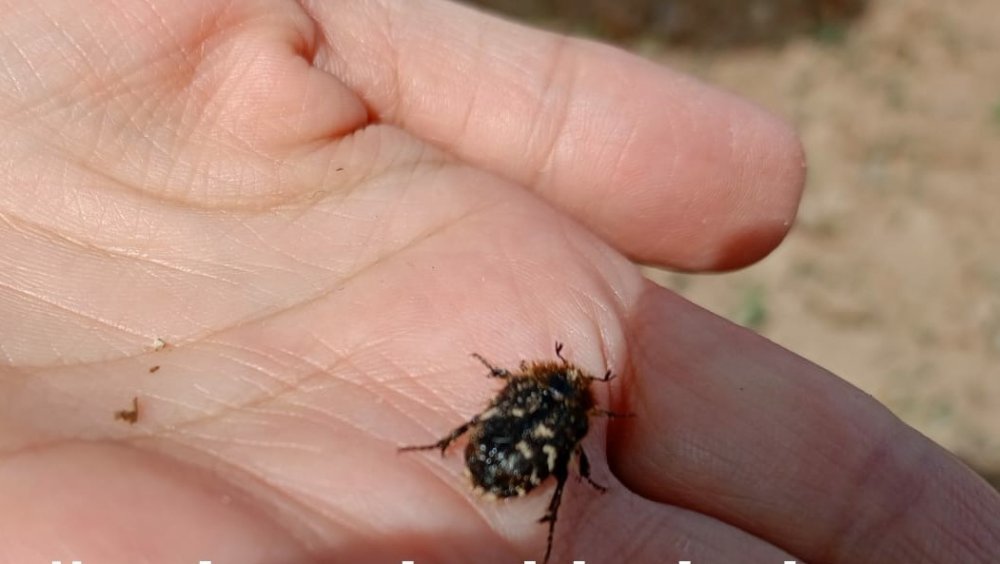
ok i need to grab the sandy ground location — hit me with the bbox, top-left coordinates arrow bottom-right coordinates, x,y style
467,0 -> 1000,487
645,0 -> 1000,486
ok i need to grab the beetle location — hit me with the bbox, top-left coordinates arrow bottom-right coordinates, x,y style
399,342 -> 620,563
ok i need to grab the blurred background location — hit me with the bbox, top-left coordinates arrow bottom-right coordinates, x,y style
461,0 -> 1000,488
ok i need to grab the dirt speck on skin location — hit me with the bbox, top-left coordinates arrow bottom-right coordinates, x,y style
467,0 -> 1000,483
115,396 -> 139,425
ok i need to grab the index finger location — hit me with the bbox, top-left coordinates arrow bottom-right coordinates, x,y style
612,284 -> 1000,562
306,0 -> 805,271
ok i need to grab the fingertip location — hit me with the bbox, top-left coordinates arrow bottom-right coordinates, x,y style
580,63 -> 808,271
707,103 -> 807,270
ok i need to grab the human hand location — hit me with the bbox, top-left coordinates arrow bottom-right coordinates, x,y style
0,1 -> 996,563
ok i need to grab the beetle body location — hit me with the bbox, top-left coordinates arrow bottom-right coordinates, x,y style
400,343 -> 616,564
465,362 -> 594,498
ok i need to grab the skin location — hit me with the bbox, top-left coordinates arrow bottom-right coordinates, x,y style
0,0 -> 996,562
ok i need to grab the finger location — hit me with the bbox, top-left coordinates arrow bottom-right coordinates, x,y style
610,283 -> 1000,563
306,0 -> 805,271
559,485 -> 798,563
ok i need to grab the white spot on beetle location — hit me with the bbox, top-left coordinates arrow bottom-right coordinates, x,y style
532,423 -> 555,438
543,444 -> 558,471
516,440 -> 534,459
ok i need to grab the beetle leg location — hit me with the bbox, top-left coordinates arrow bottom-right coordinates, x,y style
538,462 -> 569,564
576,445 -> 607,493
593,368 -> 617,382
398,418 -> 475,456
554,341 -> 567,364
471,353 -> 511,379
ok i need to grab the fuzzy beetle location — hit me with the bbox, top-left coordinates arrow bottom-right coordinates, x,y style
400,342 -> 620,564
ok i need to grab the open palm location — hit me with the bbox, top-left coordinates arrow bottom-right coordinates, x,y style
1,1 -> 997,563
